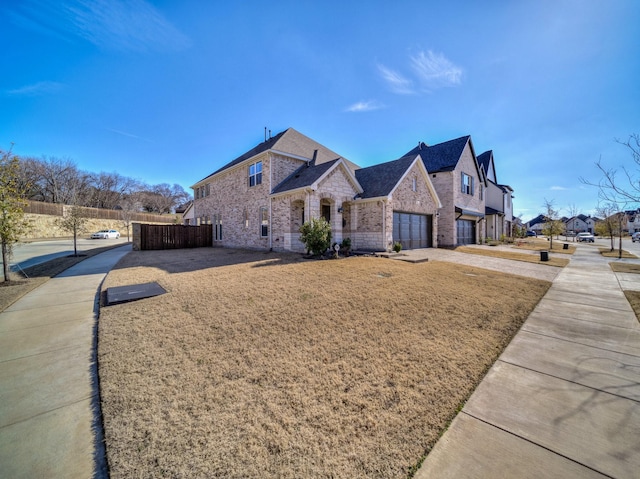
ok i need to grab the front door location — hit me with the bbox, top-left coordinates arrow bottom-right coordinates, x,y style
322,204 -> 331,223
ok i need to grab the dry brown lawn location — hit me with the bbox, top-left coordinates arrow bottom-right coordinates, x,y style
624,291 -> 640,323
611,262 -> 640,323
455,245 -> 570,267
600,247 -> 638,259
511,238 -> 576,254
98,248 -> 550,479
610,262 -> 640,274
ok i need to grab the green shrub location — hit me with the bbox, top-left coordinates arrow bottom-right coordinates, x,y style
299,217 -> 332,256
393,241 -> 402,253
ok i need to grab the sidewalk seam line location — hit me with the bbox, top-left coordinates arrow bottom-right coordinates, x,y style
0,393 -> 97,430
0,344 -> 86,365
460,411 -> 616,479
496,359 -> 640,404
519,328 -> 640,359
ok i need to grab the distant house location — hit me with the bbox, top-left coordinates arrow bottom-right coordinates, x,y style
181,201 -> 195,225
564,214 -> 590,234
624,209 -> 640,233
526,214 -> 546,234
403,136 -> 486,246
477,150 -> 514,240
190,128 -> 441,252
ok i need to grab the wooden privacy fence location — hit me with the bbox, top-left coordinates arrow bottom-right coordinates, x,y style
138,223 -> 212,250
24,200 -> 178,223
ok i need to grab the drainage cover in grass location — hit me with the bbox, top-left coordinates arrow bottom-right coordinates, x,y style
106,282 -> 166,305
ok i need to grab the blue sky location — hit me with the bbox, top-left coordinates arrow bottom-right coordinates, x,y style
2,0 -> 639,221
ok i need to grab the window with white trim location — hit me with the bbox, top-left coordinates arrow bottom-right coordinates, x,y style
260,206 -> 268,237
461,172 -> 474,195
249,161 -> 263,187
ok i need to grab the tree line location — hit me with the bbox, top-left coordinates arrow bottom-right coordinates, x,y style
16,155 -> 191,214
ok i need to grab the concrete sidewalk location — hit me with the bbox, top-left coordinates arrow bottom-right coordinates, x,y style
0,245 -> 131,479
415,245 -> 640,478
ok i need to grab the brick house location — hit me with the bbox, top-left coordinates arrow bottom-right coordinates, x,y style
403,136 -> 486,246
191,128 -> 441,252
477,150 -> 514,240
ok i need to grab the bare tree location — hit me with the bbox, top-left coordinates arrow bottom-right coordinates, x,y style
88,171 -> 137,209
542,198 -> 564,250
57,205 -> 89,257
119,193 -> 143,241
140,183 -> 190,214
582,134 -> 640,205
15,154 -> 193,217
595,203 -> 620,251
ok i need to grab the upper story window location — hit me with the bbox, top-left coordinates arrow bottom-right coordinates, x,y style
461,172 -> 474,196
479,184 -> 484,201
412,177 -> 417,192
195,184 -> 211,199
249,161 -> 263,187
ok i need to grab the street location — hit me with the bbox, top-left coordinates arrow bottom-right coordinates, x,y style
3,238 -> 130,273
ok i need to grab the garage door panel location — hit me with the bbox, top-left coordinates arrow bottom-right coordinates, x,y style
456,219 -> 475,245
394,212 -> 431,249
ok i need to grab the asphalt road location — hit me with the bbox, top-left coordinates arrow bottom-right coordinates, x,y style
3,237 -> 131,272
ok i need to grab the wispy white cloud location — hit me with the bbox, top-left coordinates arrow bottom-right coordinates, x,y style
345,100 -> 384,113
378,49 -> 463,95
410,50 -> 462,90
5,81 -> 63,96
377,64 -> 414,95
550,186 -> 568,191
106,128 -> 153,143
12,0 -> 190,52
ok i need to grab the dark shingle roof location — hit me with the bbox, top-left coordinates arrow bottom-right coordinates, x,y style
196,128 -> 357,184
477,150 -> 492,172
271,159 -> 340,195
403,135 -> 470,173
355,155 -> 417,199
527,214 -> 546,226
207,129 -> 288,180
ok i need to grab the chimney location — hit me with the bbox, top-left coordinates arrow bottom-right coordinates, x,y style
308,149 -> 318,167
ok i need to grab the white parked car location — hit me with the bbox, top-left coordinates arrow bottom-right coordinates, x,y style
576,232 -> 595,243
632,232 -> 640,242
91,229 -> 120,239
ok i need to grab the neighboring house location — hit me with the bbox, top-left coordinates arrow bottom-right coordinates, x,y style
404,136 -> 486,247
181,201 -> 195,225
564,214 -> 590,234
477,150 -> 514,240
624,209 -> 640,233
526,214 -> 546,234
191,128 -> 441,252
586,216 -> 600,233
